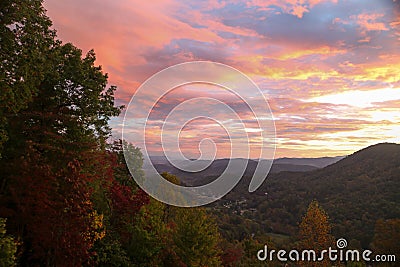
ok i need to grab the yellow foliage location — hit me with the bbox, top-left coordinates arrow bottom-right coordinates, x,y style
84,211 -> 106,243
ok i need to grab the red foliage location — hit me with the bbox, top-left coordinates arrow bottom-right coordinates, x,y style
1,142 -> 150,266
109,180 -> 149,244
221,244 -> 243,266
3,146 -> 97,266
87,149 -> 150,244
110,182 -> 148,217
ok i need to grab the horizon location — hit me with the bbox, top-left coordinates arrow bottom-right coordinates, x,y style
146,154 -> 345,160
44,0 -> 400,158
141,141 -> 399,160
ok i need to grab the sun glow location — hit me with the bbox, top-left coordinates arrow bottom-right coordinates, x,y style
307,87 -> 400,108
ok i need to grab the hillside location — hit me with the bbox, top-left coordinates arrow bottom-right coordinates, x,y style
211,143 -> 400,247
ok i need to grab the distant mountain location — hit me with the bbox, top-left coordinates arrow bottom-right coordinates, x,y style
146,156 -> 342,186
212,143 -> 400,247
151,158 -> 259,186
146,155 -> 343,169
273,156 -> 344,168
150,158 -> 321,186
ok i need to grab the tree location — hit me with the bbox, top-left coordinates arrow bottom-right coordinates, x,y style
90,143 -> 150,266
298,200 -> 335,267
173,207 -> 222,267
0,0 -> 56,156
124,172 -> 181,266
220,239 -> 243,267
91,235 -> 131,267
126,173 -> 222,267
3,145 -> 106,266
0,43 -> 122,263
127,199 -> 171,267
0,218 -> 17,267
0,2 -> 124,264
109,178 -> 149,244
120,141 -> 145,186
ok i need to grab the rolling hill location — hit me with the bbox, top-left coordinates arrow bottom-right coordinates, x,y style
210,143 -> 400,247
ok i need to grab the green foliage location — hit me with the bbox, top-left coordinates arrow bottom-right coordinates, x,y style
0,0 -> 224,266
173,207 -> 222,267
236,236 -> 281,267
92,235 -> 131,267
0,218 -> 17,267
122,141 -> 145,186
0,0 -> 56,156
128,199 -> 170,266
88,143 -> 149,266
126,173 -> 223,267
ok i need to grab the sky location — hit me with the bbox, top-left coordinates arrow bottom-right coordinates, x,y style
44,0 -> 400,158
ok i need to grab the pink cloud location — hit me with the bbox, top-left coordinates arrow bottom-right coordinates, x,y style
354,13 -> 389,32
44,0 -> 400,157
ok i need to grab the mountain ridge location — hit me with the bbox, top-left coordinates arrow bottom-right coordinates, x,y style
146,154 -> 344,185
211,142 -> 400,247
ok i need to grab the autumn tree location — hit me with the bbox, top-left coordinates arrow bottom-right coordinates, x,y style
90,143 -> 149,266
2,144 -> 108,266
219,239 -> 243,267
298,200 -> 335,267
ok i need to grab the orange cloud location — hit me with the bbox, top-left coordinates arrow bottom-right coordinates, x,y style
275,45 -> 346,60
44,0 -> 400,158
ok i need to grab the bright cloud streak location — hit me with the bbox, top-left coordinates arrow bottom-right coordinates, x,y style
307,87 -> 400,108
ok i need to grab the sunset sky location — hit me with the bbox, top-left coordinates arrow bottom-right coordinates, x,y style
44,0 -> 400,158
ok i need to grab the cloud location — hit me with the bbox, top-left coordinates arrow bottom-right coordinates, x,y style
44,0 -> 400,157
246,0 -> 338,18
306,87 -> 400,108
353,13 -> 389,33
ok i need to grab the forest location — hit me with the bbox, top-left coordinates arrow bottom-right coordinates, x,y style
0,1 -> 399,266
